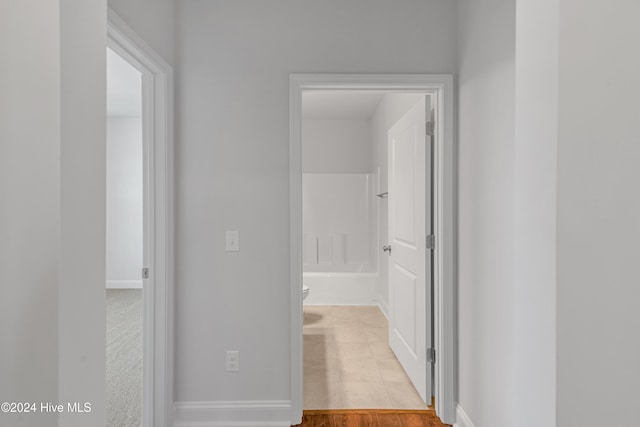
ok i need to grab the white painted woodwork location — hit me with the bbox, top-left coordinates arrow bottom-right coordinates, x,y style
108,9 -> 175,427
387,95 -> 432,402
289,74 -> 455,425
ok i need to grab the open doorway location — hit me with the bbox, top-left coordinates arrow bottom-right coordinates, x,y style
289,75 -> 455,426
106,46 -> 144,427
106,11 -> 174,427
301,91 -> 431,410
106,48 -> 148,427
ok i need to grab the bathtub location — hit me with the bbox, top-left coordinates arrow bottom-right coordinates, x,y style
302,172 -> 380,306
302,272 -> 379,305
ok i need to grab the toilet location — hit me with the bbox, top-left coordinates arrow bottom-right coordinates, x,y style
302,284 -> 310,301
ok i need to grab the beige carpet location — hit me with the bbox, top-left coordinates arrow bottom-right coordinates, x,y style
303,305 -> 430,410
106,289 -> 142,427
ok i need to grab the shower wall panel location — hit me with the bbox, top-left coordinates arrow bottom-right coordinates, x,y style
303,173 -> 375,273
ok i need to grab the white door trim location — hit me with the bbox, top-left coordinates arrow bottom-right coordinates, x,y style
108,10 -> 175,427
289,74 -> 456,425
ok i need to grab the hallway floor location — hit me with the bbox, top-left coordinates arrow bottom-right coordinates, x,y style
295,410 -> 449,427
303,305 -> 430,410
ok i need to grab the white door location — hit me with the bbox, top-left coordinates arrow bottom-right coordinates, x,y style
387,95 -> 433,402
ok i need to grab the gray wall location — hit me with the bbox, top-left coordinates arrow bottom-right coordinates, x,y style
106,117 -> 144,287
175,0 -> 457,404
513,1 -> 558,426
457,1 -> 640,426
58,1 -> 107,425
302,119 -> 372,173
557,0 -> 640,425
456,2 -> 560,426
0,2 -> 61,425
0,1 -> 174,426
108,0 -> 175,65
0,1 -> 108,426
457,0 -> 517,426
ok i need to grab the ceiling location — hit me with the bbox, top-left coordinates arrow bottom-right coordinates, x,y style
302,91 -> 385,120
107,48 -> 142,117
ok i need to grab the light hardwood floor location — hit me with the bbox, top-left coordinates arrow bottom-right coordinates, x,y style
303,305 -> 430,410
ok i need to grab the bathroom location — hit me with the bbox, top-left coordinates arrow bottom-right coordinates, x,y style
301,90 -> 430,409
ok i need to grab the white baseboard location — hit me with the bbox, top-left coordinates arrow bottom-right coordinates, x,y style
454,404 -> 475,427
378,298 -> 389,319
173,400 -> 292,427
106,280 -> 143,289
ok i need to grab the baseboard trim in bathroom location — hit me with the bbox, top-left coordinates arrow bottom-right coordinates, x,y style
378,299 -> 390,320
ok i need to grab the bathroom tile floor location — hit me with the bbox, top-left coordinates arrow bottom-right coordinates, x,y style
303,305 -> 431,410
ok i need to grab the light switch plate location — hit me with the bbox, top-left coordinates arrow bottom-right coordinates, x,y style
225,230 -> 239,252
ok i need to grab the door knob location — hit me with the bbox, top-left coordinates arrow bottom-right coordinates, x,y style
382,245 -> 392,254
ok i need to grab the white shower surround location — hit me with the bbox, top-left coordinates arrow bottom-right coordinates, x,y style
303,173 -> 378,305
302,173 -> 376,272
302,171 -> 379,306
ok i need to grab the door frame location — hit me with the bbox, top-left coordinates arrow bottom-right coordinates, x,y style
289,74 -> 455,425
107,10 -> 175,427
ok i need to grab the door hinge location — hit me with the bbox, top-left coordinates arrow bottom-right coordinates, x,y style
425,121 -> 434,137
427,348 -> 436,364
142,267 -> 149,279
426,235 -> 435,250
